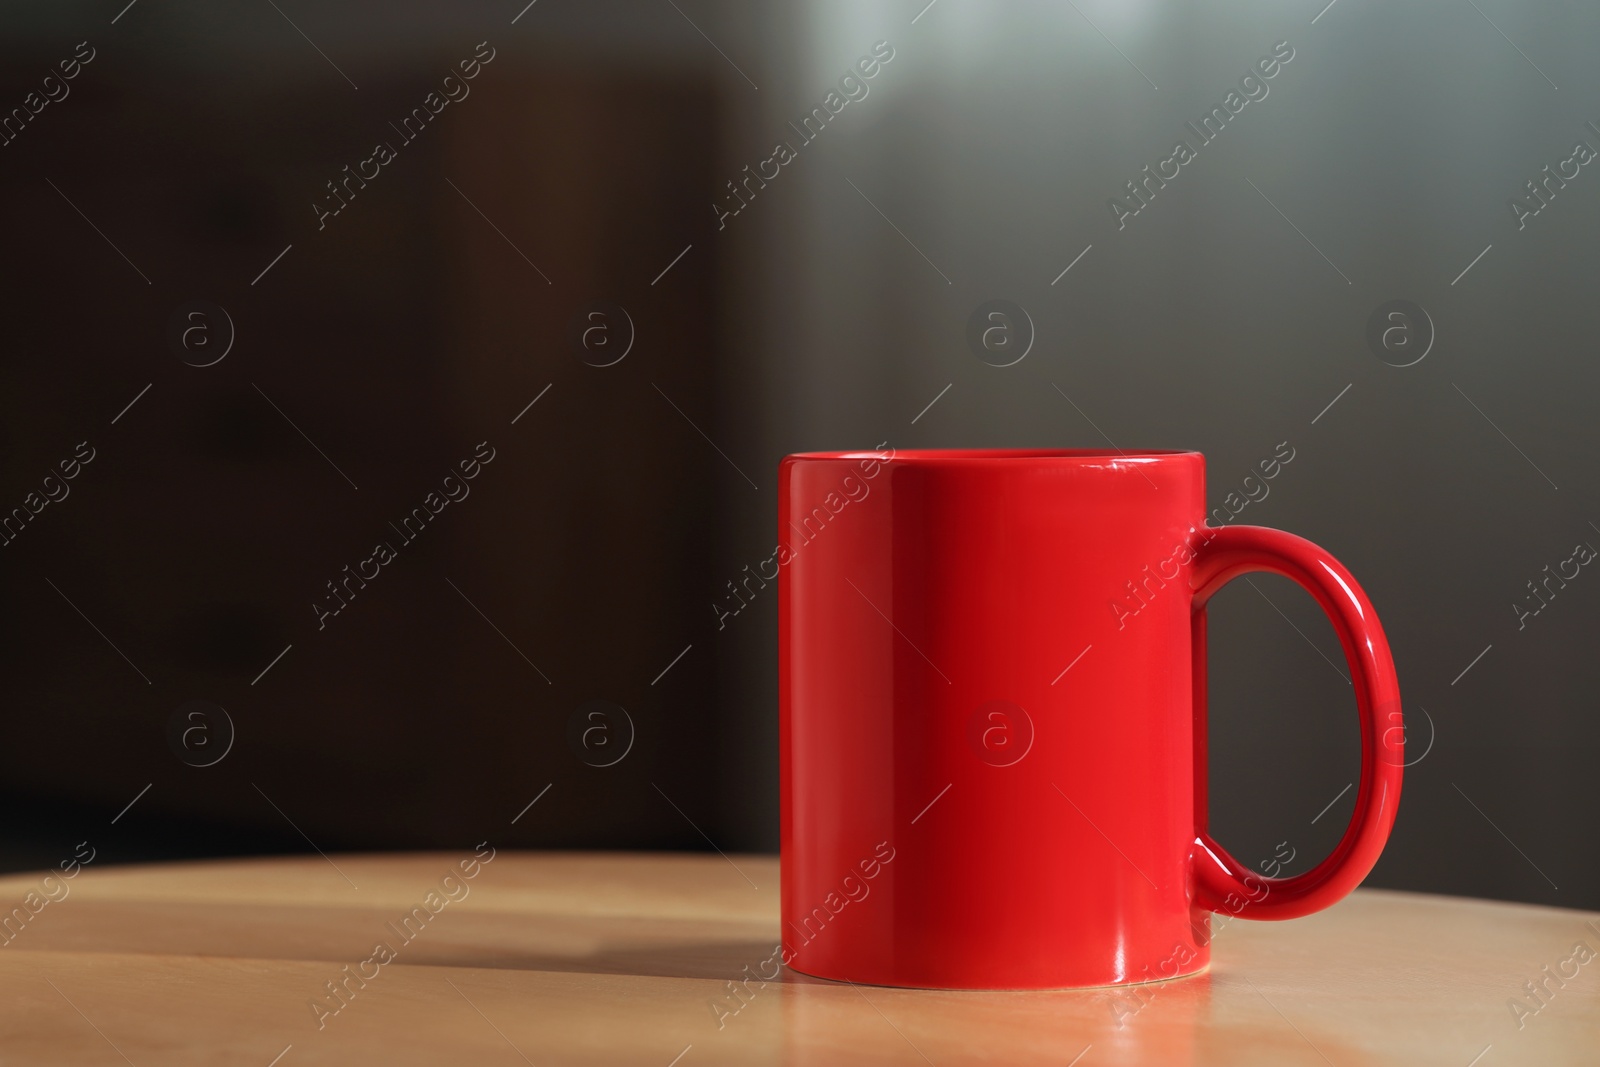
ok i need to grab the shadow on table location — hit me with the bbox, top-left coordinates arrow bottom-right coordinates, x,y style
8,895 -> 788,981
422,938 -> 788,980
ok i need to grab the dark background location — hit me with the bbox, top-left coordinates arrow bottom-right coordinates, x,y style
2,0 -> 1595,912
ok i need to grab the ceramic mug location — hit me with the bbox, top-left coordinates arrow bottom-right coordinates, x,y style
778,448 -> 1402,989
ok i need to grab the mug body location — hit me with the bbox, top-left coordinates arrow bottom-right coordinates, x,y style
779,448 -> 1208,989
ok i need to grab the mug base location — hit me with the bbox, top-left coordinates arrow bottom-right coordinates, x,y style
780,958 -> 1211,992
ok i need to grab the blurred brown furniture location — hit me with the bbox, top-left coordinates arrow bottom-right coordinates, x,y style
0,51 -> 730,858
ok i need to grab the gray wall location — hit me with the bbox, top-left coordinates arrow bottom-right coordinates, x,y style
716,0 -> 1598,908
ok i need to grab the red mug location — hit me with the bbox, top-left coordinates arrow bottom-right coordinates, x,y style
778,448 -> 1402,989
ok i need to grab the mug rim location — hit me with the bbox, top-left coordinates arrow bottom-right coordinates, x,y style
786,448 -> 1201,463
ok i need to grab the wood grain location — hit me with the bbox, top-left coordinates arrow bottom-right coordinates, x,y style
0,852 -> 1595,1065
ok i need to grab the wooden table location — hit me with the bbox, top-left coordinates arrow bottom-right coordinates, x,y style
1,852 -> 1596,1065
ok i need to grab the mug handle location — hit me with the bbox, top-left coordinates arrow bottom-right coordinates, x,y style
1189,524 -> 1403,921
